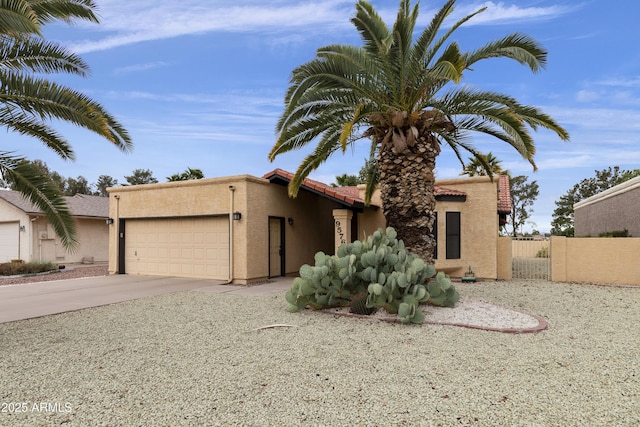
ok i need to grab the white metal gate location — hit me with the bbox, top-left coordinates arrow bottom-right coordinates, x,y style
511,237 -> 550,280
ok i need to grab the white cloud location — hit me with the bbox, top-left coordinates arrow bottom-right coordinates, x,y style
449,1 -> 574,25
65,0 -> 573,53
576,90 -> 600,103
113,61 -> 170,75
597,76 -> 640,88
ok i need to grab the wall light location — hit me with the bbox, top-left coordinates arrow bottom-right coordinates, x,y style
233,212 -> 242,221
19,225 -> 25,231
288,217 -> 294,226
106,218 -> 114,225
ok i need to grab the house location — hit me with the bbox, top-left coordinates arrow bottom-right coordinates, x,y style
107,170 -> 510,283
0,191 -> 109,264
574,176 -> 640,237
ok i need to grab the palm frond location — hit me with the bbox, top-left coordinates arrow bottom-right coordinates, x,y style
270,0 -> 569,198
288,129 -> 343,197
0,152 -> 78,250
464,33 -> 547,73
0,34 -> 89,76
351,0 -> 391,58
410,0 -> 455,65
28,0 -> 99,25
0,0 -> 40,34
0,107 -> 74,158
0,72 -> 133,151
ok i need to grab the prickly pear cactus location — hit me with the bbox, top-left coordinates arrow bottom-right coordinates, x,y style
427,272 -> 460,307
285,227 -> 459,324
349,292 -> 376,315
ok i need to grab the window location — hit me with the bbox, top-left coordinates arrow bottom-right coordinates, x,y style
446,211 -> 461,259
432,212 -> 438,260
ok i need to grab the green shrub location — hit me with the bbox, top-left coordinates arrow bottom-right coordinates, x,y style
598,229 -> 630,237
536,247 -> 549,258
285,227 -> 459,324
0,261 -> 57,276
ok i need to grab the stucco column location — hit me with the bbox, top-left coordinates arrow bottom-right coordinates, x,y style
550,236 -> 566,282
496,236 -> 512,280
332,209 -> 353,254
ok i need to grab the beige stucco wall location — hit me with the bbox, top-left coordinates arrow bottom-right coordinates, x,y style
30,217 -> 108,264
0,201 -> 107,264
357,176 -> 501,279
107,176 -> 340,283
551,236 -> 640,285
108,175 -> 243,278
242,178 -> 338,282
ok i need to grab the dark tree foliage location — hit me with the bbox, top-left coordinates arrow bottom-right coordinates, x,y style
95,175 -> 118,197
64,176 -> 93,195
332,173 -> 361,187
125,169 -> 158,185
509,175 -> 539,237
550,167 -> 640,236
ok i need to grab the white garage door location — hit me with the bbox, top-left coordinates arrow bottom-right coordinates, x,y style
0,222 -> 19,262
124,216 -> 229,280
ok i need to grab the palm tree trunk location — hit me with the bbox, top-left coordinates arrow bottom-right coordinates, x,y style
378,132 -> 440,264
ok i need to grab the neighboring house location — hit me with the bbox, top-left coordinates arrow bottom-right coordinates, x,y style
0,191 -> 109,264
107,170 -> 510,283
574,176 -> 640,237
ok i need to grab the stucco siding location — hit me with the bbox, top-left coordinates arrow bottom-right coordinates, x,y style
551,236 -> 640,285
574,179 -> 640,237
357,176 -> 500,279
108,176 -> 340,283
74,218 -> 113,263
244,181 -> 339,282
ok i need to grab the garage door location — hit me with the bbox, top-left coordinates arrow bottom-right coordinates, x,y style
0,222 -> 19,262
124,216 -> 229,280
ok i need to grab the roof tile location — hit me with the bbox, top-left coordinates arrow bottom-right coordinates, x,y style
0,190 -> 108,218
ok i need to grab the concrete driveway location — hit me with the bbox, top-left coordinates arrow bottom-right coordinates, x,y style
0,274 -> 292,324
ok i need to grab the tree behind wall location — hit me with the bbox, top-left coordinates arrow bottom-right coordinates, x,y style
167,168 -> 204,182
96,175 -> 118,197
460,152 -> 505,177
550,166 -> 640,236
125,169 -> 158,185
509,175 -> 539,237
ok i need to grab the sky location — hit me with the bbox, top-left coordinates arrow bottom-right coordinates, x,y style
5,0 -> 640,233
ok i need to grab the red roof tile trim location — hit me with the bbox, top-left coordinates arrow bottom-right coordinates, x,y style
498,175 -> 511,214
262,169 -> 471,208
262,168 -> 367,207
434,186 -> 466,197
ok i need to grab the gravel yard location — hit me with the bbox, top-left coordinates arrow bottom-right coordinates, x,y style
0,279 -> 638,426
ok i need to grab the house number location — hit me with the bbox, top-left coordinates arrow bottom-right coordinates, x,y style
335,220 -> 346,244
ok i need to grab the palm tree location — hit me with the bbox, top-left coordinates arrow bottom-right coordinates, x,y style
0,0 -> 132,250
461,152 -> 504,177
268,0 -> 568,263
167,167 -> 204,182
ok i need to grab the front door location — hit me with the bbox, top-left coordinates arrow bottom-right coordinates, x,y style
269,217 -> 284,277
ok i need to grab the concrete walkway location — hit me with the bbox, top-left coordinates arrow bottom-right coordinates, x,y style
0,274 -> 293,324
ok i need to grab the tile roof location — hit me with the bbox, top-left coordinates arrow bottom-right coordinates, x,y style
497,175 -> 511,214
434,186 -> 466,197
262,169 -> 371,207
262,169 -> 467,206
264,169 -> 510,216
0,190 -> 108,218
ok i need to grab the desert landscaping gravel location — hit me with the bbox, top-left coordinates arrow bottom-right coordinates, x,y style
0,278 -> 638,426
